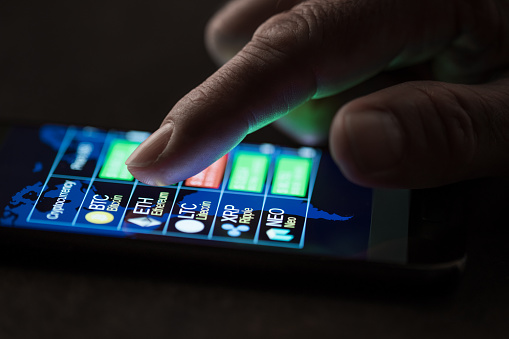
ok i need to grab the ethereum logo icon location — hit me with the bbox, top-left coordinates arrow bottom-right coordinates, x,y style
127,216 -> 162,227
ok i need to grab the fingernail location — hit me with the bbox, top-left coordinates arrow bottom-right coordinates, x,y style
345,111 -> 403,174
125,122 -> 174,167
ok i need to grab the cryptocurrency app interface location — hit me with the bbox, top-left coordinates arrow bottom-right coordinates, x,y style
0,124 -> 383,260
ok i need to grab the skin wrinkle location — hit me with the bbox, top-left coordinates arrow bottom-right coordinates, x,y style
253,13 -> 311,54
128,0 -> 509,188
411,86 -> 436,158
466,85 -> 509,175
212,63 -> 250,93
240,43 -> 286,67
208,74 -> 235,97
284,3 -> 325,99
414,83 -> 478,170
294,4 -> 325,85
440,85 -> 479,162
474,83 -> 509,148
247,12 -> 320,127
232,48 -> 287,130
411,85 -> 454,164
375,106 -> 408,173
442,90 -> 476,165
284,4 -> 317,43
251,28 -> 307,121
439,88 -> 476,167
209,0 -> 506,97
305,1 -> 383,97
389,85 -> 436,182
323,1 -> 426,95
183,64 -> 245,117
253,1 -> 478,120
381,85 -> 461,184
188,87 -> 216,109
488,81 -> 509,128
175,89 -> 217,123
418,84 -> 466,165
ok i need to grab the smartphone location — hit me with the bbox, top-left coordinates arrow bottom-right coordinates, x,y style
0,122 -> 466,285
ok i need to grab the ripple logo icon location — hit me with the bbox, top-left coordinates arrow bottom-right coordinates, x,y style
221,224 -> 250,237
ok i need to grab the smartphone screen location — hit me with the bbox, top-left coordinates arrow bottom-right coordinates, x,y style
0,124 -> 409,264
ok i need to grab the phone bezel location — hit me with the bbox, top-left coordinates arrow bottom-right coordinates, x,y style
0,120 -> 467,279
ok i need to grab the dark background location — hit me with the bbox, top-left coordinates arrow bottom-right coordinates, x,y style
0,0 -> 220,130
1,1 -> 509,338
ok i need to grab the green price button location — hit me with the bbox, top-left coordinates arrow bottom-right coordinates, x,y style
98,139 -> 140,181
271,155 -> 312,197
228,151 -> 270,193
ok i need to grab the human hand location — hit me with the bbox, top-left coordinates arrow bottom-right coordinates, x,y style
126,0 -> 509,188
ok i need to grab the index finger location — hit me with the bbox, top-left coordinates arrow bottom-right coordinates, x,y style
126,0 -> 460,186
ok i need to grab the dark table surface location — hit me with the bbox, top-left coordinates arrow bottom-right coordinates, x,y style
1,1 -> 508,338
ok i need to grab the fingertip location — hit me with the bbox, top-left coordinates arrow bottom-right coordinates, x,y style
329,107 -> 371,187
127,165 -> 172,187
125,122 -> 178,186
329,105 -> 406,188
125,123 -> 174,168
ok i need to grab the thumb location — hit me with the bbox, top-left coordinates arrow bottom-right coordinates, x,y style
126,0 -> 461,186
330,77 -> 509,188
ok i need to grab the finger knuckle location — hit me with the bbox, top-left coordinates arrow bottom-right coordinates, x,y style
251,3 -> 325,58
476,83 -> 509,146
404,82 -> 479,165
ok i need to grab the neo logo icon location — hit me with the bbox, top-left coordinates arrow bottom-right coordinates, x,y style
266,228 -> 294,242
